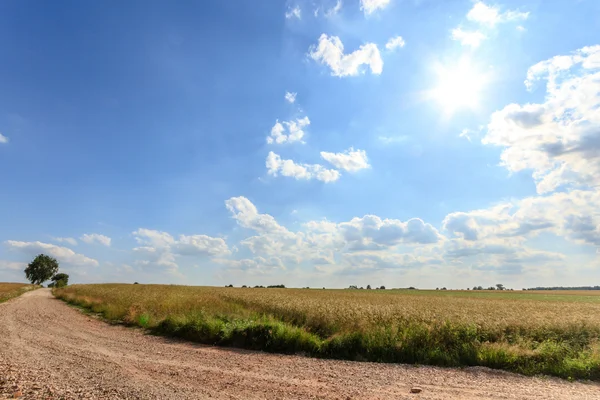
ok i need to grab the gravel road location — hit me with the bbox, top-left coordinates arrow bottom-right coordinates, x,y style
1,289 -> 599,399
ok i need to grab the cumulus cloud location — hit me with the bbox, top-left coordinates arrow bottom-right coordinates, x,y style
443,189 -> 600,251
285,6 -> 301,19
284,91 -> 297,103
339,215 -> 442,249
385,36 -> 405,51
451,28 -> 486,48
267,117 -> 309,144
266,151 -> 341,183
325,0 -> 342,17
223,197 -> 443,274
467,1 -> 529,27
52,237 -> 78,246
360,0 -> 390,15
4,241 -> 99,267
483,45 -> 600,194
0,133 -> 8,144
225,196 -> 288,234
80,233 -> 111,246
175,235 -> 231,257
131,229 -> 231,273
309,34 -> 383,77
0,260 -> 26,270
320,148 -> 370,172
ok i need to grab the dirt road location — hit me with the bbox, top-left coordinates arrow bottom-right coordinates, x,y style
1,289 -> 598,399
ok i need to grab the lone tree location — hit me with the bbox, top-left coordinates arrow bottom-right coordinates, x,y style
49,273 -> 69,288
24,254 -> 59,285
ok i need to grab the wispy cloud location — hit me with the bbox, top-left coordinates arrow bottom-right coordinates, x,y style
385,36 -> 405,51
285,6 -> 301,19
284,91 -> 297,103
309,34 -> 383,77
467,1 -> 529,27
360,0 -> 390,15
81,233 -> 112,247
320,148 -> 370,172
52,237 -> 78,246
451,28 -> 486,48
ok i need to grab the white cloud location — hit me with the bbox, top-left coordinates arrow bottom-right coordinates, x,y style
225,196 -> 288,234
0,260 -> 25,270
224,196 -> 443,274
266,151 -> 341,183
309,34 -> 383,77
175,234 -> 231,257
4,241 -> 99,267
52,237 -> 78,246
360,0 -> 390,15
443,189 -> 600,249
284,91 -> 297,103
451,28 -> 486,48
325,0 -> 343,17
483,45 -> 600,194
80,233 -> 111,247
339,215 -> 442,248
267,117 -> 310,144
385,36 -> 405,51
467,1 -> 529,27
451,2 -> 528,49
320,148 -> 370,172
131,228 -> 231,273
379,135 -> 408,144
459,129 -> 472,141
0,133 -> 8,144
285,6 -> 301,19
133,228 -> 175,248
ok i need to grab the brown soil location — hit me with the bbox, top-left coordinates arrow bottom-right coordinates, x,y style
1,289 -> 598,399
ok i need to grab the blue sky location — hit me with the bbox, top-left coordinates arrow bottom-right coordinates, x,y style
1,0 -> 600,289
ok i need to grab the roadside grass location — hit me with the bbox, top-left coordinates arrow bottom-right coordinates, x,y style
0,283 -> 38,303
53,284 -> 600,381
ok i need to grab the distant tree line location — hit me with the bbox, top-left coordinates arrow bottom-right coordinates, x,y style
469,284 -> 509,291
227,284 -> 286,288
524,286 -> 600,291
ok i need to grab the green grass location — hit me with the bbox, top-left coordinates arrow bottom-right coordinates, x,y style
54,284 -> 600,381
0,282 -> 38,303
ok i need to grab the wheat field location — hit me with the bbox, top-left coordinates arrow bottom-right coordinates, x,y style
54,284 -> 600,380
0,283 -> 38,303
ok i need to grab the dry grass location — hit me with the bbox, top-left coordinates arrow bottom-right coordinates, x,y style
54,284 -> 600,380
0,283 -> 38,303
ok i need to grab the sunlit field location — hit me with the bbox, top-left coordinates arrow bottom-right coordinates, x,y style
54,284 -> 600,380
0,283 -> 38,303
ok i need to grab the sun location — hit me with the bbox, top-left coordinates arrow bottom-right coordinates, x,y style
432,58 -> 487,114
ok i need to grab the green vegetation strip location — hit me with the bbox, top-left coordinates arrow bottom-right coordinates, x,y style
54,284 -> 600,381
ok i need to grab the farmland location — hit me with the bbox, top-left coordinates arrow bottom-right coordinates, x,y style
54,284 -> 600,380
0,283 -> 38,303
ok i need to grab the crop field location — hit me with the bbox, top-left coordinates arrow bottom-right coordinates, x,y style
0,283 -> 38,303
54,284 -> 600,380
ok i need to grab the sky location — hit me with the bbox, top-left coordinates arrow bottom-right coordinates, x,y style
1,0 -> 600,289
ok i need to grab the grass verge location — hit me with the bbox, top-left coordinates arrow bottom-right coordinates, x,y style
54,284 -> 600,381
0,283 -> 39,304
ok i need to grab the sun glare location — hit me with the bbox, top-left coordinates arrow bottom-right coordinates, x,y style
432,59 -> 487,114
